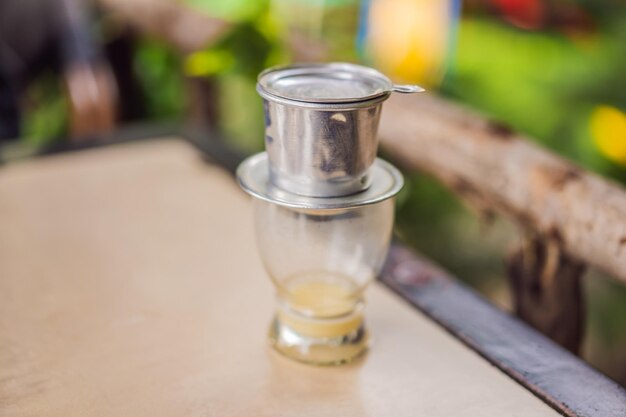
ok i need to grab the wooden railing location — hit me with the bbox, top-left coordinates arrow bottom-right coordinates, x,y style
379,93 -> 626,353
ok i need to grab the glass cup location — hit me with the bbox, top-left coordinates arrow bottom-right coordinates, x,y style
253,197 -> 395,365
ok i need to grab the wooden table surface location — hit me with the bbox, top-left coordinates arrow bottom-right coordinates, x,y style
0,139 -> 559,416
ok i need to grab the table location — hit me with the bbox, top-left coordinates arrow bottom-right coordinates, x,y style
0,138 -> 570,416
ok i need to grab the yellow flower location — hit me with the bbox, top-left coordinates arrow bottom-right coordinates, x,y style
590,105 -> 626,166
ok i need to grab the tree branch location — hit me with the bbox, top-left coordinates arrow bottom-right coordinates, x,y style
379,93 -> 626,285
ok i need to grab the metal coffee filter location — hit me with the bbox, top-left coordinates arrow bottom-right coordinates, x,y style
258,63 -> 422,198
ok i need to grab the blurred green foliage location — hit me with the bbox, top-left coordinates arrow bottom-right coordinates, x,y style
181,1 -> 289,151
185,0 -> 267,22
21,72 -> 68,146
134,40 -> 186,119
208,19 -> 287,151
398,13 -> 625,274
442,16 -> 626,182
394,14 -> 626,298
394,172 -> 512,293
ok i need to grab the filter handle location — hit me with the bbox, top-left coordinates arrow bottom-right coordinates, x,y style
392,84 -> 425,94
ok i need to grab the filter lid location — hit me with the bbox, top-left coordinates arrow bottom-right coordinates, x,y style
257,63 -> 423,105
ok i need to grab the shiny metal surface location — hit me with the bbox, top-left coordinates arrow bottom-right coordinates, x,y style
258,63 -> 421,197
263,99 -> 382,197
392,84 -> 426,94
236,152 -> 404,210
257,63 -> 424,106
258,63 -> 394,104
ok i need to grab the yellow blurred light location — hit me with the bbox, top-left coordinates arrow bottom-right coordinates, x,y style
367,0 -> 450,86
183,50 -> 233,77
590,105 -> 626,166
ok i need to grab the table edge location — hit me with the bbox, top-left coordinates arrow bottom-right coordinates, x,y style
379,244 -> 626,417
